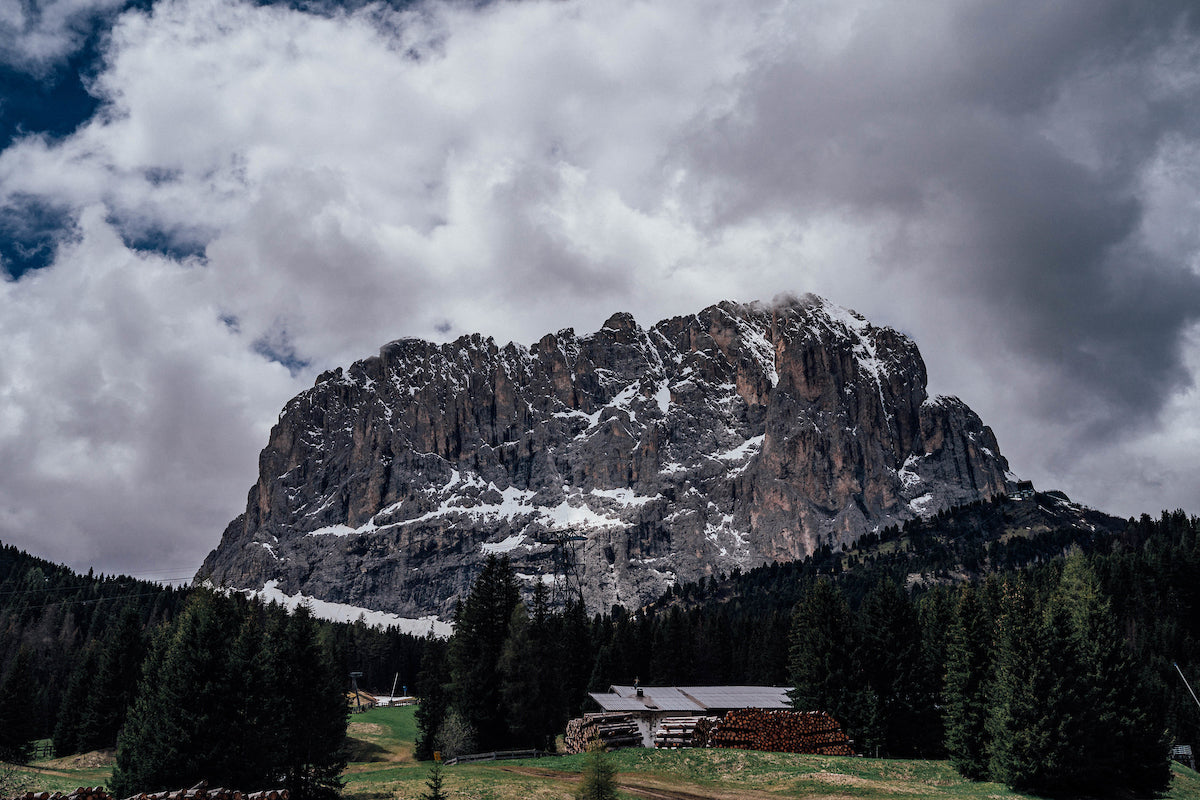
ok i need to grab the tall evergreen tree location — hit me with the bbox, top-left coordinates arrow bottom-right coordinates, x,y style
53,644 -> 99,756
113,592 -> 347,799
943,586 -> 992,779
857,578 -> 924,756
1053,553 -> 1171,796
77,605 -> 145,752
986,576 -> 1074,794
112,591 -> 244,796
226,613 -> 278,790
499,601 -> 556,750
414,636 -> 449,761
446,555 -> 519,750
262,605 -> 348,800
0,647 -> 37,763
556,597 -> 593,720
787,580 -> 864,743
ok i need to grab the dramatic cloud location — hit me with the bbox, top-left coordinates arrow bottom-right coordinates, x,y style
0,0 -> 128,72
1,0 -> 1198,574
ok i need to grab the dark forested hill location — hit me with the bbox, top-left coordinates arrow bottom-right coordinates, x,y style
0,542 -> 427,750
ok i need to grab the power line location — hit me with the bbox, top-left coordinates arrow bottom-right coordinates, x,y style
0,588 -> 186,612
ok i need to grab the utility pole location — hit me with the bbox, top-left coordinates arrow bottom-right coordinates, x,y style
350,671 -> 364,713
1176,663 -> 1200,713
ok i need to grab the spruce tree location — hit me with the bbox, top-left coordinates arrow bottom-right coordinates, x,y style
857,578 -> 923,756
1053,553 -> 1171,796
499,603 -> 546,749
575,742 -> 618,800
787,580 -> 863,744
77,605 -> 145,752
986,576 -> 1074,794
53,645 -> 98,756
414,636 -> 449,761
420,760 -> 446,800
556,597 -> 593,720
943,586 -> 992,779
446,555 -> 519,750
226,613 -> 277,790
262,605 -> 348,800
0,647 -> 37,763
112,591 -> 244,796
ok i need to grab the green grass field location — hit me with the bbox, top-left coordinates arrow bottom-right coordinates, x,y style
7,706 -> 1200,800
343,706 -> 1200,800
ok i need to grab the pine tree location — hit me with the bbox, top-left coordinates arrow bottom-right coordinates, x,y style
226,613 -> 277,790
77,605 -> 145,752
857,578 -> 923,756
414,636 -> 449,761
575,742 -> 618,800
53,645 -> 99,756
914,586 -> 954,757
446,555 -> 519,750
499,603 -> 548,749
111,591 -> 244,797
1053,553 -> 1171,796
420,760 -> 447,800
787,580 -> 863,742
0,647 -> 37,763
943,586 -> 992,779
556,597 -> 593,721
262,605 -> 348,800
986,576 -> 1074,793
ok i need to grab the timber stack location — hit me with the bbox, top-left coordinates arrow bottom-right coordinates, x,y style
564,712 -> 642,753
707,709 -> 856,756
652,716 -> 720,749
9,790 -> 109,800
8,789 -> 288,800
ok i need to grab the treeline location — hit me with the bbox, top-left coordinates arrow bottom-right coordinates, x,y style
6,501 -> 1200,798
0,541 -> 428,792
414,557 -> 592,758
417,509 -> 1200,798
0,545 -> 188,761
110,590 -> 346,800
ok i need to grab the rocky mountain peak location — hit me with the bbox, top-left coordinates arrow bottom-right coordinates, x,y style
197,295 -> 1012,619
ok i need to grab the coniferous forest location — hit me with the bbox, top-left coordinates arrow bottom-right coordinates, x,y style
3,498 -> 1200,798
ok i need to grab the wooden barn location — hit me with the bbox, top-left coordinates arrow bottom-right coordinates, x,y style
587,685 -> 791,747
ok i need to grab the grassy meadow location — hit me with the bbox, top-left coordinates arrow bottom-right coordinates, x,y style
7,705 -> 1200,800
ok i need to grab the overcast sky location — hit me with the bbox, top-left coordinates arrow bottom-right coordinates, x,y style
1,0 -> 1198,579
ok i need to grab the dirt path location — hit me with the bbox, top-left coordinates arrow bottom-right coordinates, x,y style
495,765 -> 770,800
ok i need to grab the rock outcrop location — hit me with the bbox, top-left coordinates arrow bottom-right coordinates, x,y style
197,296 -> 1012,618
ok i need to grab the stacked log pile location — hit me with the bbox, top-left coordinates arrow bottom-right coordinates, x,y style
6,785 -> 288,800
652,716 -> 719,749
707,709 -> 856,756
564,712 -> 641,753
10,789 -> 109,800
122,789 -> 288,800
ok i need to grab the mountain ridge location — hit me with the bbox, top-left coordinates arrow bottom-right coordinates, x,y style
197,295 -> 1013,618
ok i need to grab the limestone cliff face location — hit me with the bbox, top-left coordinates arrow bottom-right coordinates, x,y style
197,296 -> 1011,618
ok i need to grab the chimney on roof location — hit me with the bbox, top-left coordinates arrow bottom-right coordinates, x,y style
635,677 -> 643,698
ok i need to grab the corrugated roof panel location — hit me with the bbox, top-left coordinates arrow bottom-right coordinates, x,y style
680,686 -> 791,709
640,687 -> 705,712
588,692 -> 648,711
595,685 -> 792,712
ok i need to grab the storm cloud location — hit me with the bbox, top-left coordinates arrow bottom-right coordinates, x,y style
0,0 -> 1198,575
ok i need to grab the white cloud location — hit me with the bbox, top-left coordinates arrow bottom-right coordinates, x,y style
1,0 -> 1199,573
0,0 -> 126,71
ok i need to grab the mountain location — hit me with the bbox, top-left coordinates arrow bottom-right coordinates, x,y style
196,295 -> 1013,618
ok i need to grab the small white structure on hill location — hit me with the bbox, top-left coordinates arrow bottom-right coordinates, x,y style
587,684 -> 791,747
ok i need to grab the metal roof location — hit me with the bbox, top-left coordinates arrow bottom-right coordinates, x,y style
592,685 -> 791,713
680,686 -> 790,709
587,693 -> 651,712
